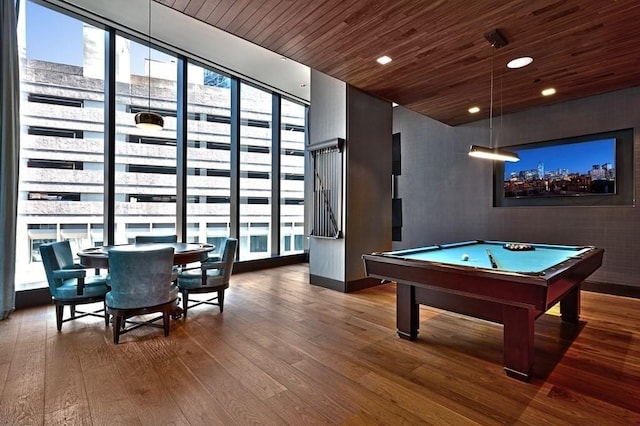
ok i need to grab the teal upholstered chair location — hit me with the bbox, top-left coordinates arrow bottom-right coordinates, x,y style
39,241 -> 109,331
177,238 -> 237,318
106,245 -> 178,344
134,234 -> 178,244
134,234 -> 179,281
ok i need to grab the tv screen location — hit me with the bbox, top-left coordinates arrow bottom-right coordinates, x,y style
504,138 -> 616,199
493,128 -> 633,207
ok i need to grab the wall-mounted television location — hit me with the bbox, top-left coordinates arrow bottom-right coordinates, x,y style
494,129 -> 633,207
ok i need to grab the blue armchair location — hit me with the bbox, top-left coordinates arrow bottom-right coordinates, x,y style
106,245 -> 178,344
134,234 -> 179,281
39,241 -> 109,331
177,238 -> 237,318
134,234 -> 178,244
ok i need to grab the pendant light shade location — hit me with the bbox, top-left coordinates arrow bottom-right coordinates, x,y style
136,0 -> 163,130
135,111 -> 164,129
468,29 -> 518,162
468,145 -> 520,162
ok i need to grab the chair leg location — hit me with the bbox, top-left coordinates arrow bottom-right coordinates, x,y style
218,289 -> 225,313
70,304 -> 76,318
104,301 -> 109,327
112,315 -> 122,344
181,289 -> 189,319
55,304 -> 64,332
163,311 -> 170,337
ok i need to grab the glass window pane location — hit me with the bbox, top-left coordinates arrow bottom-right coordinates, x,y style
239,83 -> 272,260
114,36 -> 177,244
186,63 -> 231,249
16,2 -> 105,290
280,99 -> 307,255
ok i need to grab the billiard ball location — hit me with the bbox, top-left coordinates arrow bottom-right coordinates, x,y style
461,254 -> 469,261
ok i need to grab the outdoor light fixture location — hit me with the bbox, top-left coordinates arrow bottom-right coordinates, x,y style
469,29 -> 519,163
135,0 -> 164,130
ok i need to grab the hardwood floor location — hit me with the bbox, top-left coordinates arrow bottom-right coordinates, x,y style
1,263 -> 639,425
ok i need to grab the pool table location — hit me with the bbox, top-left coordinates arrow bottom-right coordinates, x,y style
362,240 -> 604,381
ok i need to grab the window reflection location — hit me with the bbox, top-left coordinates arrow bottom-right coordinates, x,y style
281,99 -> 307,254
240,83 -> 273,260
16,1 -> 307,291
16,2 -> 105,290
114,36 -> 177,244
186,63 -> 232,246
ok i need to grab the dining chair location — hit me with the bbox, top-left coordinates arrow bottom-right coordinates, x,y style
39,240 -> 109,331
177,238 -> 237,318
134,234 -> 179,281
106,245 -> 178,344
134,234 -> 178,244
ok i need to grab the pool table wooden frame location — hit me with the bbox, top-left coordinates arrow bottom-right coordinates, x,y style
362,241 -> 604,381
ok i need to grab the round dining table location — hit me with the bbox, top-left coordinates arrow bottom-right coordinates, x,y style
78,242 -> 215,269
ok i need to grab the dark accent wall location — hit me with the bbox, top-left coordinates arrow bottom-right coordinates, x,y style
345,86 -> 392,283
393,86 -> 640,290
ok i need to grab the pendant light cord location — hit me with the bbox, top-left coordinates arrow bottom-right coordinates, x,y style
147,0 -> 152,112
489,48 -> 494,149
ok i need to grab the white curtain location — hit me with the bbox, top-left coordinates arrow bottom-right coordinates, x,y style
0,0 -> 21,319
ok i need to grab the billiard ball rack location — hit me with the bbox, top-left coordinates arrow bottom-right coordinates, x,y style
503,243 -> 535,251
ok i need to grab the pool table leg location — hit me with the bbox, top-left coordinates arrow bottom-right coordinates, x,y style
503,305 -> 535,381
560,285 -> 581,323
397,283 -> 419,340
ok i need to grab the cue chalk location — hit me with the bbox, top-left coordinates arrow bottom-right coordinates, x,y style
486,249 -> 498,269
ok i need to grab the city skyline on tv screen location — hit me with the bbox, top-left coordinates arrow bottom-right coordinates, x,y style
504,138 -> 615,178
503,138 -> 616,198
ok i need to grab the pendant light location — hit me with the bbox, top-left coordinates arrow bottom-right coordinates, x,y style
135,0 -> 164,130
469,29 -> 518,162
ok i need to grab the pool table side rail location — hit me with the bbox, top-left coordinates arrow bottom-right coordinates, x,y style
362,247 -> 604,311
367,245 -> 602,280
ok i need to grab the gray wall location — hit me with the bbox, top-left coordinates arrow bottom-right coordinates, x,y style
393,86 -> 640,289
308,70 -> 347,283
308,71 -> 392,289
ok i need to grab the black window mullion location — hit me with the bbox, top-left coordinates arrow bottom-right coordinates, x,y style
103,28 -> 116,245
271,94 -> 281,256
230,78 -> 240,251
176,57 -> 188,242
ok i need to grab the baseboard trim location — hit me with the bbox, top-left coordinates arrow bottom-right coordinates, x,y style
583,281 -> 640,299
310,274 -> 345,292
346,277 -> 384,292
230,253 -> 308,274
310,274 -> 383,293
16,287 -> 52,309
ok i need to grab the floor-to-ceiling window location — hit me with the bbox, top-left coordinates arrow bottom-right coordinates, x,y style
16,2 -> 105,290
114,37 -> 178,244
186,64 -> 232,252
16,1 -> 307,292
239,83 -> 273,261
280,99 -> 306,254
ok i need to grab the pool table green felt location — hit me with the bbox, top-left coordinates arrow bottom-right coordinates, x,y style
391,240 -> 592,274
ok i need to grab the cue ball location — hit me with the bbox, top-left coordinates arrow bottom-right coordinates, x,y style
461,254 -> 470,261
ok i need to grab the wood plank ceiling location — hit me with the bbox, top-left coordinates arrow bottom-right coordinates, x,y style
158,0 -> 640,126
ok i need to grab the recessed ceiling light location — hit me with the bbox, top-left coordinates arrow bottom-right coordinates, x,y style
377,55 -> 392,65
468,106 -> 480,114
507,56 -> 533,69
541,87 -> 556,96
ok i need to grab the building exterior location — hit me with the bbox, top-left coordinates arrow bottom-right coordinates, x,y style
16,2 -> 306,290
